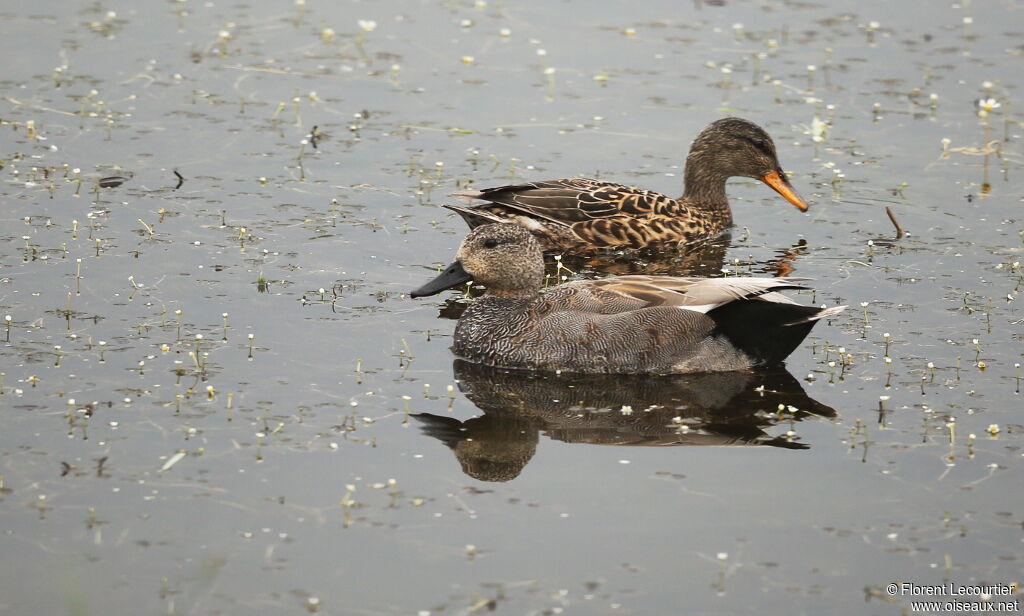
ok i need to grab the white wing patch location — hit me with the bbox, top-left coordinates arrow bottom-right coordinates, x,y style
677,304 -> 716,314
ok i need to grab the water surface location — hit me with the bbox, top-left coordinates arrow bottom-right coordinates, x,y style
1,1 -> 1021,614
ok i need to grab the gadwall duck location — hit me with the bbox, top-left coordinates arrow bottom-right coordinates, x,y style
445,117 -> 808,252
411,224 -> 844,374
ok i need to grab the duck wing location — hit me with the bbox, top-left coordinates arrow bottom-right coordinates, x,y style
450,178 -> 679,225
580,275 -> 811,312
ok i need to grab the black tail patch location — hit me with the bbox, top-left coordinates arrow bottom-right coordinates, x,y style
707,300 -> 825,366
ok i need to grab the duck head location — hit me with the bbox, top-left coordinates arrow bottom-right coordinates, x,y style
686,117 -> 809,212
411,224 -> 546,298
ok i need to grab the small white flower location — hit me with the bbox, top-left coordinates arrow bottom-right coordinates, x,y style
810,116 -> 827,143
977,98 -> 1000,112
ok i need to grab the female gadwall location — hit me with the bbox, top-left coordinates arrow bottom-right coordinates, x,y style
411,224 -> 843,374
445,117 -> 808,252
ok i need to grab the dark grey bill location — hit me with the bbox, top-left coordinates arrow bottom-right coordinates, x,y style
410,261 -> 473,298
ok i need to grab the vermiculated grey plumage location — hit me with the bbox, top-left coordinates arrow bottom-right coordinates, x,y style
453,296 -> 750,373
411,224 -> 845,374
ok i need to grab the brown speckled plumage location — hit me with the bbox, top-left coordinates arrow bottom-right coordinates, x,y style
446,117 -> 809,252
411,224 -> 844,374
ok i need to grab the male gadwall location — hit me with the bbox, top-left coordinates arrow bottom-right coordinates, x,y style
411,224 -> 843,374
445,117 -> 808,252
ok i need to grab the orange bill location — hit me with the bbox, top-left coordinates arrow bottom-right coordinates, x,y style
761,170 -> 809,212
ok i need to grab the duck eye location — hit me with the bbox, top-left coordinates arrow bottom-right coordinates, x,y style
483,238 -> 499,248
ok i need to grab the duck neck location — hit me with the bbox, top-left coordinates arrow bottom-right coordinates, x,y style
472,255 -> 546,299
681,150 -> 732,226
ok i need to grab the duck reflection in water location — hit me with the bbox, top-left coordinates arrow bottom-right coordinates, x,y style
414,360 -> 837,482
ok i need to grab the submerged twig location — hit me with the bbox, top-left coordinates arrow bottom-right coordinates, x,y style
885,206 -> 905,239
